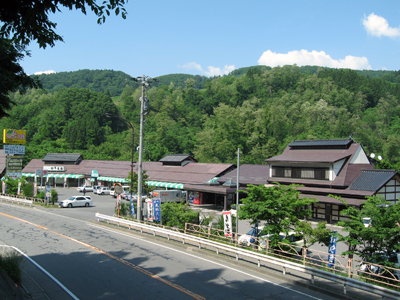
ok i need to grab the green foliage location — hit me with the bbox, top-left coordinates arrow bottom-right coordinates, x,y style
50,189 -> 58,204
335,195 -> 400,259
238,183 -> 317,236
115,201 -> 131,216
2,176 -> 23,195
161,201 -> 199,229
2,65 -> 400,167
0,250 -> 23,284
0,38 -> 41,118
295,221 -> 331,248
37,191 -> 45,200
22,182 -> 34,197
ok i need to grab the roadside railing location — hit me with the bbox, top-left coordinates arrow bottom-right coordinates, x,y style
0,194 -> 33,206
96,212 -> 400,299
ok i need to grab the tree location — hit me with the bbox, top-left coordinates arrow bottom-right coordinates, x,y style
160,201 -> 199,229
0,0 -> 127,48
335,195 -> 400,260
238,183 -> 317,239
0,0 -> 127,119
0,39 -> 41,118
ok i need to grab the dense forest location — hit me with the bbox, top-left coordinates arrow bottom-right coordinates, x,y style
34,69 -> 209,96
3,65 -> 400,169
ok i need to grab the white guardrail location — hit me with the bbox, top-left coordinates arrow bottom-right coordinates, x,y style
95,213 -> 400,300
0,195 -> 33,206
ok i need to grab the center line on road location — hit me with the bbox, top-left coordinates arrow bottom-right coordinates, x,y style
0,212 -> 206,300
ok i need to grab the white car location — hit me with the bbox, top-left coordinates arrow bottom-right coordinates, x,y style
97,187 -> 111,195
59,196 -> 93,208
77,185 -> 93,192
358,252 -> 400,279
238,226 -> 265,246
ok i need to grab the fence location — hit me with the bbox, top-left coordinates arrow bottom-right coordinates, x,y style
0,194 -> 34,206
96,212 -> 400,299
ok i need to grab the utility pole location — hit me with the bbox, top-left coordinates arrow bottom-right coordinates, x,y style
135,75 -> 157,221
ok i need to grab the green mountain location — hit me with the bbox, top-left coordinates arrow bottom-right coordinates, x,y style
4,65 -> 400,170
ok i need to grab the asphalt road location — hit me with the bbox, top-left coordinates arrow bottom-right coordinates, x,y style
0,188 -> 342,300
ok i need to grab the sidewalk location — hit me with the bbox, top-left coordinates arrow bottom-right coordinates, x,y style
0,243 -> 74,300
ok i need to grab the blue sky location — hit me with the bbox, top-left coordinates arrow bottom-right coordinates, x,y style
21,0 -> 400,77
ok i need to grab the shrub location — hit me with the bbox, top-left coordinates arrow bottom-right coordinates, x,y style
0,251 -> 23,284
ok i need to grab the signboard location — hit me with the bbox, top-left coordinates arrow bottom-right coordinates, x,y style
223,211 -> 232,237
3,129 -> 26,145
4,145 -> 25,155
35,169 -> 43,177
328,231 -> 338,267
91,169 -> 99,177
147,200 -> 154,221
43,166 -> 65,172
153,199 -> 161,222
7,156 -> 23,178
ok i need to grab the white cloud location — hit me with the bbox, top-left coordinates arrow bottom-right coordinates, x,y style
363,13 -> 400,38
34,70 -> 56,75
179,62 -> 235,76
204,65 -> 235,77
179,62 -> 203,72
258,49 -> 371,70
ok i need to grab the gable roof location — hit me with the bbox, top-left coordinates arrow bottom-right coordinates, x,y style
42,153 -> 83,163
159,154 -> 198,163
218,164 -> 269,185
349,169 -> 398,192
289,139 -> 353,149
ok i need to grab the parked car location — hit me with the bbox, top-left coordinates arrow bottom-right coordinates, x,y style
110,186 -> 115,197
259,232 -> 307,254
238,225 -> 266,246
93,186 -> 102,193
362,217 -> 372,227
358,251 -> 400,279
77,185 -> 93,192
97,187 -> 111,195
59,196 -> 93,208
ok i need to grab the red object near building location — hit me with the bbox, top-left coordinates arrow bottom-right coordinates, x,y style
193,191 -> 203,205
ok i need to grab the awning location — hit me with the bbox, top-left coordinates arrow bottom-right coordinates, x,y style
46,173 -> 85,179
21,173 -> 84,179
146,181 -> 184,189
98,176 -> 128,183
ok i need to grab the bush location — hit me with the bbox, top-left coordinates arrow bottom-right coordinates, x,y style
22,182 -> 34,197
0,251 -> 23,285
50,189 -> 58,204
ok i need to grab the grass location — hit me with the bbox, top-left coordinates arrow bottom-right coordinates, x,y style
0,250 -> 23,285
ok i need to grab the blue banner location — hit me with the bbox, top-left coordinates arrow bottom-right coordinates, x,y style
154,199 -> 161,222
328,231 -> 338,267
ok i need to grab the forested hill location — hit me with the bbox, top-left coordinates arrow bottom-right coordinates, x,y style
34,69 -> 209,96
5,65 -> 400,170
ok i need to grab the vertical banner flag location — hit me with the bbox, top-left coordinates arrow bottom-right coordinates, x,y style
2,181 -> 6,194
223,211 -> 232,237
147,200 -> 154,221
33,183 -> 37,196
153,199 -> 161,222
328,231 -> 338,267
17,182 -> 21,195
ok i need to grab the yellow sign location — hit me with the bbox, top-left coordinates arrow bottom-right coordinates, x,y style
3,129 -> 26,145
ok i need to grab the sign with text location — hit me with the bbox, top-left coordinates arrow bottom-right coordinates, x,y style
4,145 -> 25,155
7,156 -> 23,178
35,169 -> 43,177
153,199 -> 161,222
223,211 -> 232,237
3,129 -> 26,145
43,166 -> 65,172
328,231 -> 338,267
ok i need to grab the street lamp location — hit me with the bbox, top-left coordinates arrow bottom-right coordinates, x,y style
105,113 -> 136,218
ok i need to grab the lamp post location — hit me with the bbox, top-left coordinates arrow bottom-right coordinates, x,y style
105,113 -> 135,217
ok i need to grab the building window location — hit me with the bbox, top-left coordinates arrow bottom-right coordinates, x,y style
272,166 -> 329,180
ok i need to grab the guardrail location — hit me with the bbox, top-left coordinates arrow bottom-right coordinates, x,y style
96,212 -> 400,300
0,195 -> 33,206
